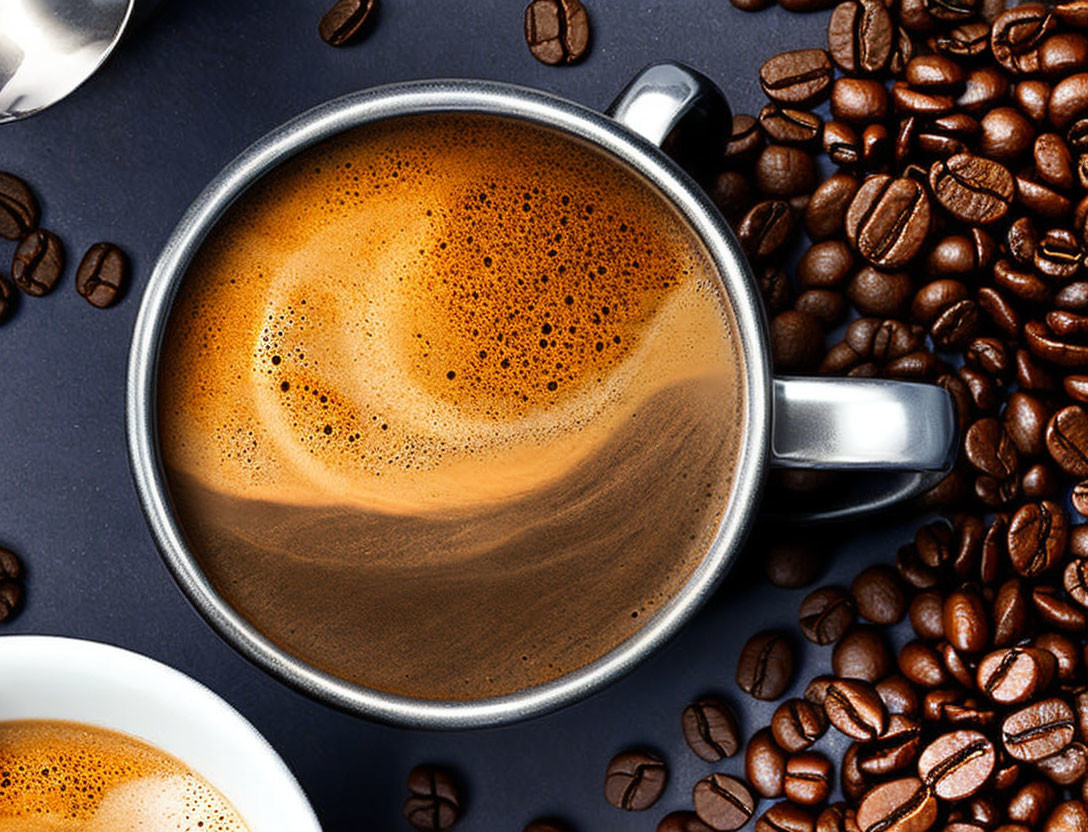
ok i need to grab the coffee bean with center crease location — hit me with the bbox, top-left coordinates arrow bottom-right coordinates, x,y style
1063,558 -> 1088,606
402,765 -> 461,832
800,586 -> 856,645
738,630 -> 794,700
684,698 -> 742,762
659,812 -> 716,832
1003,698 -> 1076,762
929,154 -> 1014,225
759,104 -> 823,146
1035,741 -> 1088,785
929,22 -> 989,58
852,565 -> 906,625
1046,406 -> 1088,476
757,802 -> 816,832
856,777 -> 938,832
977,646 -> 1054,704
828,0 -> 894,74
74,243 -> 128,308
694,774 -> 757,831
845,175 -> 930,269
523,0 -> 589,65
604,750 -> 667,811
747,729 -> 788,799
738,200 -> 794,261
858,714 -> 922,776
1007,500 -> 1067,577
991,4 -> 1058,76
318,0 -> 377,46
772,698 -> 829,752
0,172 -> 38,240
12,230 -> 64,297
826,679 -> 888,740
917,730 -> 995,800
1025,321 -> 1088,367
785,753 -> 834,805
724,114 -> 765,166
942,588 -> 988,653
761,50 -> 834,106
805,174 -> 859,240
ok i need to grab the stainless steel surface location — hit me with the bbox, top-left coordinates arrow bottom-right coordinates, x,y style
608,61 -> 723,146
771,377 -> 958,520
127,65 -> 774,728
0,0 -> 135,123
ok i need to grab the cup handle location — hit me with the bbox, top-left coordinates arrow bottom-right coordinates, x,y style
771,377 -> 959,519
607,62 -> 729,178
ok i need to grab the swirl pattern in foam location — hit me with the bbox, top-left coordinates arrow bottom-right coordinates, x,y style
0,720 -> 249,831
158,113 -> 747,699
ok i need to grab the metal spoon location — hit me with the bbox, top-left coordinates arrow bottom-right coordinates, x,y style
0,0 -> 135,123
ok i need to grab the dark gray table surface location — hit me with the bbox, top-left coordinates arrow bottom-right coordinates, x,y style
0,2 -> 926,828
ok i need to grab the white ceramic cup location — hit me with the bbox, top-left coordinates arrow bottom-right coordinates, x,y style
0,635 -> 321,831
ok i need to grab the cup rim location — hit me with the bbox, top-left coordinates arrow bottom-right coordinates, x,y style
0,634 -> 320,830
126,77 -> 771,728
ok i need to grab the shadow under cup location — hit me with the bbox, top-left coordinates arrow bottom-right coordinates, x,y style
153,108 -> 752,714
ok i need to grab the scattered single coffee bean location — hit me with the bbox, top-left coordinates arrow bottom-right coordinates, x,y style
318,0 -> 378,47
0,171 -> 39,240
747,728 -> 788,799
523,0 -> 589,65
402,765 -> 461,832
772,698 -> 828,752
12,229 -> 64,297
851,565 -> 906,625
825,679 -> 888,740
737,630 -> 794,700
799,586 -> 856,644
693,773 -> 757,831
833,627 -> 893,682
604,749 -> 667,811
74,242 -> 128,308
761,50 -> 834,106
683,698 -> 741,762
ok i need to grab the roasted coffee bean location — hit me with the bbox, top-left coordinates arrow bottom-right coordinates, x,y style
927,236 -> 980,277
693,774 -> 757,831
938,642 -> 975,689
841,744 -> 868,802
977,287 -> 1020,339
834,627 -> 893,681
826,679 -> 888,740
876,677 -> 920,718
1045,802 -> 1088,832
738,630 -> 794,700
909,591 -> 945,640
684,698 -> 742,762
831,79 -> 889,124
1022,463 -> 1058,501
773,699 -> 828,753
1041,32 -> 1088,77
912,279 -> 968,324
604,750 -> 667,811
11,229 -> 63,297
764,538 -> 827,588
739,200 -> 794,261
965,337 -> 1008,379
1067,375 -> 1088,403
761,50 -> 834,106
1032,584 -> 1087,630
929,22 -> 989,58
0,275 -> 13,324
523,821 -> 571,832
1018,175 -> 1073,219
0,547 -> 24,623
1004,393 -> 1048,457
1049,72 -> 1088,130
859,715 -> 921,778
931,299 -> 979,349
856,777 -> 938,832
403,765 -> 461,831
1025,320 -> 1088,366
0,171 -> 38,240
1018,80 -> 1054,127
929,154 -> 1014,225
1007,500 -> 1067,577
848,267 -> 912,317
1003,698 -> 1076,762
785,753 -> 833,805
1036,231 -> 1083,281
964,418 -> 1018,479
845,175 -> 930,269
1033,631 -> 1079,681
892,81 -> 956,116
899,641 -> 949,688
828,0 -> 894,74
824,121 -> 861,166
942,588 -> 988,654
710,171 -> 754,224
993,578 -> 1030,646
1008,780 -> 1060,826
1017,346 -> 1060,391
757,802 -> 816,832
917,730 -> 995,800
74,242 -> 127,309
747,728 -> 788,799
1063,558 -> 1088,606
659,812 -> 716,832
992,4 -> 1058,75
731,0 -> 775,12
725,114 -> 766,165
994,259 -> 1051,305
760,104 -> 823,146
319,0 -> 377,46
1036,133 -> 1075,189
798,241 -> 854,289
800,586 -> 856,645
1035,740 -> 1088,785
757,145 -> 817,197
1048,309 -> 1088,338
771,310 -> 824,372
979,107 -> 1034,160
905,55 -> 965,90
851,566 -> 906,625
978,646 -> 1054,704
1047,406 -> 1088,475
523,0 -> 589,64
805,174 -> 859,240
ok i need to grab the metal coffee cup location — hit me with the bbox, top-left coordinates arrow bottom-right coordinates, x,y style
127,63 -> 957,728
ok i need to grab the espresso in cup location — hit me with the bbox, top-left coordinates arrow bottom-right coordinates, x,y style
157,112 -> 746,700
0,720 -> 249,830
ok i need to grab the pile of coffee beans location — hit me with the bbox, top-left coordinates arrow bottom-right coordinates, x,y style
0,170 -> 129,322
